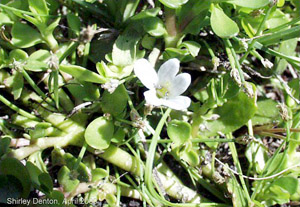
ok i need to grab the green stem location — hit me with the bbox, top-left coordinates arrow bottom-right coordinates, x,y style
82,42 -> 90,67
164,7 -> 181,48
145,108 -> 171,190
288,112 -> 300,155
202,40 -> 216,58
73,141 -> 87,171
0,94 -> 40,121
20,69 -> 55,106
191,102 -> 211,138
122,84 -> 135,110
257,25 -> 300,46
251,128 -> 288,200
239,6 -> 273,63
265,16 -> 300,34
224,39 -> 245,83
145,138 -> 235,144
227,134 -> 252,205
59,41 -> 80,63
144,108 -> 221,207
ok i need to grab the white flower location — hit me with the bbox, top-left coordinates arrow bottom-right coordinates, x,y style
134,58 -> 191,110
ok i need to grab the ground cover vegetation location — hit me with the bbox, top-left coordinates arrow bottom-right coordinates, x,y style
0,0 -> 300,206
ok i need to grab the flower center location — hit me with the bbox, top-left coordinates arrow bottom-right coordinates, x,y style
156,82 -> 171,98
156,87 -> 169,98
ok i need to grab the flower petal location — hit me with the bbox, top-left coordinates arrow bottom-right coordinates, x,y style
157,58 -> 180,86
162,96 -> 191,110
144,89 -> 163,106
169,73 -> 191,97
134,59 -> 158,89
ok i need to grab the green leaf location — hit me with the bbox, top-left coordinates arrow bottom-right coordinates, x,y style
241,15 -> 266,38
38,173 -> 53,193
0,175 -> 23,203
200,86 -> 257,137
130,8 -> 161,21
0,137 -> 11,157
121,0 -> 139,22
141,34 -> 156,49
275,38 -> 298,75
111,128 -> 126,143
270,176 -> 298,195
8,71 -> 24,100
260,176 -> 299,205
245,142 -> 268,173
0,157 -> 31,198
106,194 -> 117,206
91,168 -> 108,182
26,161 -> 43,186
57,166 -> 80,193
167,120 -> 191,147
178,0 -> 210,35
28,49 -> 51,62
66,80 -> 100,101
0,13 -> 13,25
266,9 -> 289,29
85,117 -> 114,150
158,0 -> 188,9
24,60 -> 48,72
227,0 -> 270,9
9,49 -> 28,61
143,17 -> 167,37
28,0 -> 49,23
3,0 -> 29,21
63,153 -> 90,182
163,48 -> 195,62
29,122 -> 52,140
286,78 -> 300,108
252,99 -> 280,126
210,4 -> 239,38
49,190 -> 64,205
226,171 -> 248,207
180,148 -> 200,167
178,41 -> 201,57
67,13 -> 81,36
112,29 -> 141,66
265,152 -> 288,176
11,22 -> 43,48
0,48 -> 8,68
101,85 -> 128,117
59,64 -> 106,84
25,49 -> 50,72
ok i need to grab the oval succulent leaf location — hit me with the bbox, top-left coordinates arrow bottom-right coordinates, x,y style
167,120 -> 191,147
158,0 -> 189,9
85,117 -> 114,150
0,158 -> 31,198
59,64 -> 106,84
11,22 -> 43,48
227,0 -> 270,9
210,4 -> 239,38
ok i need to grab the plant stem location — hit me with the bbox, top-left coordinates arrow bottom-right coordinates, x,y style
20,69 -> 55,106
164,7 -> 181,47
82,42 -> 90,67
59,41 -> 80,63
145,138 -> 235,144
239,6 -> 273,64
0,94 -> 40,121
288,112 -> 300,155
227,133 -> 252,205
145,108 -> 171,193
224,39 -> 245,84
